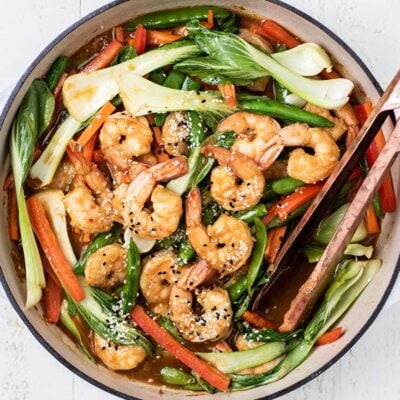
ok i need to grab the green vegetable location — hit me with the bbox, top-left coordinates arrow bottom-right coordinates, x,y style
233,204 -> 267,223
160,367 -> 195,386
228,275 -> 248,303
60,300 -> 94,361
314,204 -> 368,245
246,218 -> 267,294
158,316 -> 187,344
182,383 -> 204,391
157,228 -> 186,249
149,69 -> 168,85
111,45 -> 136,66
154,70 -> 187,126
187,111 -> 207,153
120,240 -> 141,314
178,239 -> 196,266
186,22 -> 353,109
73,225 -> 122,275
192,372 -> 216,394
45,55 -> 69,93
29,115 -> 82,186
125,6 -> 233,30
10,80 -> 56,307
231,259 -> 381,389
197,342 -> 286,374
304,243 -> 374,263
241,326 -> 303,344
202,201 -> 223,225
181,75 -> 202,91
271,176 -> 305,195
265,201 -> 311,230
63,40 -> 202,122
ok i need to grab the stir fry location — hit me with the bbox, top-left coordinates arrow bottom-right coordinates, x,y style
5,6 -> 397,392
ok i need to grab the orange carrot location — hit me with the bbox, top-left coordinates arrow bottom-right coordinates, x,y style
316,327 -> 343,346
264,225 -> 287,264
82,131 -> 98,161
365,203 -> 380,234
77,101 -> 115,147
131,305 -> 231,391
81,39 -> 123,72
53,72 -> 68,98
354,102 -> 396,213
218,84 -> 237,108
146,30 -> 182,45
42,272 -> 62,324
261,20 -> 301,49
240,18 -> 264,35
152,126 -> 170,162
242,310 -> 276,330
132,24 -> 147,55
114,26 -> 125,43
9,188 -> 19,241
27,196 -> 84,302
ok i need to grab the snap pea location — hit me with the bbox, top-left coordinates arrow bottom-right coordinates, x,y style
73,225 -> 122,274
228,274 -> 247,303
238,95 -> 334,127
149,69 -> 168,85
247,218 -> 267,294
233,204 -> 267,223
45,55 -> 69,93
154,70 -> 187,126
120,240 -> 141,314
262,181 -> 276,201
160,367 -> 195,386
182,383 -> 204,391
271,176 -> 305,195
125,6 -> 232,30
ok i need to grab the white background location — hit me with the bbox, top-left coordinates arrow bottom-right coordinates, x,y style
1,1 -> 400,399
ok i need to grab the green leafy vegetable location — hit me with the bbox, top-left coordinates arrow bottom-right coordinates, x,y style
304,243 -> 374,263
178,239 -> 196,266
33,79 -> 55,136
111,45 -> 137,66
45,55 -> 69,93
158,316 -> 188,344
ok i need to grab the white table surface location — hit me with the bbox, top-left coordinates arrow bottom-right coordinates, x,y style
1,1 -> 400,399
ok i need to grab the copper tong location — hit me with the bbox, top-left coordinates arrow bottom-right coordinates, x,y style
253,70 -> 400,331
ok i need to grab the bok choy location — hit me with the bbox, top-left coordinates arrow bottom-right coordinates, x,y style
10,79 -> 55,307
185,22 -> 353,109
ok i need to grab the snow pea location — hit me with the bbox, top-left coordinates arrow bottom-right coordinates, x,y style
161,367 -> 195,386
234,204 -> 267,223
45,55 -> 69,93
271,176 -> 305,195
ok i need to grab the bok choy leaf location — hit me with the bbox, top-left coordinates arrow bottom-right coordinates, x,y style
186,22 -> 353,109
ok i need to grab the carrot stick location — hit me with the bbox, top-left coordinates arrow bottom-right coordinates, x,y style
131,305 -> 231,391
81,39 -> 123,72
146,30 -> 182,45
82,131 -> 98,161
77,101 -> 115,147
261,20 -> 301,49
354,102 -> 396,213
132,24 -> 147,55
218,84 -> 237,108
242,310 -> 276,330
27,196 -> 85,302
365,203 -> 380,234
53,72 -> 68,98
9,188 -> 19,241
240,18 -> 265,35
264,225 -> 287,264
114,26 -> 125,43
152,126 -> 170,162
316,327 -> 343,346
42,271 -> 62,324
3,174 -> 14,190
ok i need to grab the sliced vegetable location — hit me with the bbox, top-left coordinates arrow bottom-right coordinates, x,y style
111,44 -> 137,65
46,55 -> 70,93
366,203 -> 380,234
260,20 -> 301,49
315,326 -> 343,346
218,84 -> 237,108
178,239 -> 196,266
42,271 -> 62,324
132,24 -> 147,55
124,228 -> 156,253
77,101 -> 115,147
59,300 -> 94,361
125,6 -> 233,30
314,203 -> 368,245
63,40 -> 202,122
74,224 -> 122,275
198,341 -> 285,374
8,189 -> 18,241
147,30 -> 181,45
247,218 -> 267,293
271,176 -> 305,195
131,305 -> 231,391
81,39 -> 123,72
233,204 -> 267,223
158,316 -> 188,344
228,274 -> 248,303
187,22 -> 353,109
242,310 -> 276,330
29,116 -> 82,186
33,79 -> 56,136
27,196 -> 84,302
161,367 -> 195,386
304,243 -> 374,263
264,225 -> 287,264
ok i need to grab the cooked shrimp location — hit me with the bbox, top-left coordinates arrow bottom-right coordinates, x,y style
218,112 -> 280,164
64,183 -> 114,234
169,270 -> 233,342
49,159 -> 75,192
84,243 -> 127,290
94,334 -> 146,371
202,145 -> 265,211
100,112 -> 153,170
139,249 -> 189,315
185,188 -> 253,276
259,123 -> 340,184
235,335 -> 284,374
161,111 -> 189,156
304,103 -> 348,141
334,103 -> 360,146
123,170 -> 183,240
